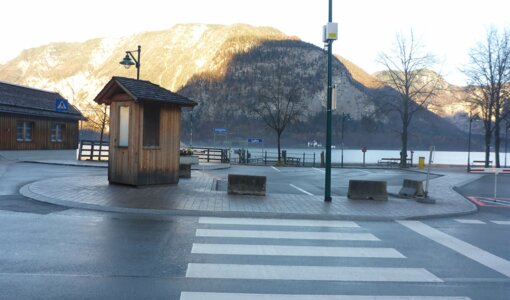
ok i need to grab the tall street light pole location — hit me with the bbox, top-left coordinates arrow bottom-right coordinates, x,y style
119,45 -> 141,80
341,112 -> 350,168
467,112 -> 477,172
324,0 -> 337,202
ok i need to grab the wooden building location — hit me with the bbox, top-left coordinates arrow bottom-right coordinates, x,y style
94,77 -> 196,186
0,81 -> 83,150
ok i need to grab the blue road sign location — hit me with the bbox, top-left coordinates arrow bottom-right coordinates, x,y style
55,99 -> 69,112
248,138 -> 263,144
214,128 -> 228,133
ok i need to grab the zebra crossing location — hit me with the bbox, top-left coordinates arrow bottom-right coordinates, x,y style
454,219 -> 510,225
180,217 -> 471,300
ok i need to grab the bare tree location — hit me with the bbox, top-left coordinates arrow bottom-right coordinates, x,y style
84,102 -> 109,156
377,30 -> 440,167
463,28 -> 510,167
252,64 -> 304,163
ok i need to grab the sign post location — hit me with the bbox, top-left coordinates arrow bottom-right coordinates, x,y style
470,168 -> 510,201
213,128 -> 228,146
247,138 -> 264,160
361,146 -> 367,167
424,146 -> 435,197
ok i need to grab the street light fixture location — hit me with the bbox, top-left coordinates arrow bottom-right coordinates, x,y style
119,45 -> 141,80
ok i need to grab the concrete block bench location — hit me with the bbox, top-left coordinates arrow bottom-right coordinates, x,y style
347,180 -> 388,201
228,174 -> 266,196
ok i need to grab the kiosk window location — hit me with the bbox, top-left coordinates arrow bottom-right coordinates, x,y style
119,106 -> 129,147
143,104 -> 160,147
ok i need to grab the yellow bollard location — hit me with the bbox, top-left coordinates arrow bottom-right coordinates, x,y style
418,156 -> 425,170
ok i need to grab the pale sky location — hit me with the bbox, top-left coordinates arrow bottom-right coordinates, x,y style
2,0 -> 509,85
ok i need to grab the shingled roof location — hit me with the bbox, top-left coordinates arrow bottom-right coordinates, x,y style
94,76 -> 197,107
0,81 -> 84,120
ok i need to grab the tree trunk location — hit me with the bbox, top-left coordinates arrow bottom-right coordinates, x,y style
401,126 -> 408,168
485,127 -> 492,167
98,106 -> 107,161
400,104 -> 409,168
277,131 -> 282,163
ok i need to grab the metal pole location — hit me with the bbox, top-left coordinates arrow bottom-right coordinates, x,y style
341,113 -> 345,168
325,0 -> 333,202
424,146 -> 435,196
136,45 -> 141,80
467,117 -> 472,172
494,172 -> 498,200
505,124 -> 508,168
190,110 -> 193,147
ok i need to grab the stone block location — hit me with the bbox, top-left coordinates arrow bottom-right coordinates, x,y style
228,174 -> 266,196
179,163 -> 191,178
399,179 -> 425,198
348,180 -> 388,201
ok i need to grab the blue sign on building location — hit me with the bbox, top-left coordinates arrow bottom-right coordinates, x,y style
247,138 -> 263,144
55,99 -> 69,112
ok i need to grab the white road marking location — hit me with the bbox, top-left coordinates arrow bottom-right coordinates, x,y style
181,292 -> 471,300
312,167 -> 325,173
491,221 -> 510,225
289,184 -> 313,195
271,166 -> 281,172
398,220 -> 510,278
199,217 -> 359,228
195,229 -> 379,241
185,263 -> 442,282
454,219 -> 486,224
191,243 -> 405,258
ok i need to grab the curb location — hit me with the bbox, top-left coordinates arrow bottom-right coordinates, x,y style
20,182 -> 478,222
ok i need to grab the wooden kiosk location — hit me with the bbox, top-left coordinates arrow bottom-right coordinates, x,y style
94,77 -> 196,186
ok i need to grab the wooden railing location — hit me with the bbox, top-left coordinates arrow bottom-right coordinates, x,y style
190,147 -> 230,163
78,140 -> 109,161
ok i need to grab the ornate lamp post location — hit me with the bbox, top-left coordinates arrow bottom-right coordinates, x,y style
119,45 -> 141,80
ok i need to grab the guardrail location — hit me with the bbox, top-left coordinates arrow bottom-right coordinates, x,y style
78,140 -> 109,161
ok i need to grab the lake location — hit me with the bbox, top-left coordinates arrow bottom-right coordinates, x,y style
232,147 -> 509,166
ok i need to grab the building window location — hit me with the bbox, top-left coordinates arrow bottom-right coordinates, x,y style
118,106 -> 129,147
16,121 -> 33,142
143,103 -> 160,147
51,123 -> 65,142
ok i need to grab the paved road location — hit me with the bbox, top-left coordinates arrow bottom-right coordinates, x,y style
1,161 -> 509,299
1,210 -> 509,299
455,174 -> 510,208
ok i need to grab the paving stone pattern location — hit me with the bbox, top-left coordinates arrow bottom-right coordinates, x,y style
21,170 -> 478,220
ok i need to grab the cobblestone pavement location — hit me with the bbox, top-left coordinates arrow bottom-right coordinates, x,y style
20,169 -> 479,220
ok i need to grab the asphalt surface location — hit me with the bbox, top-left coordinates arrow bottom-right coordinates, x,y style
1,161 -> 510,299
0,210 -> 509,299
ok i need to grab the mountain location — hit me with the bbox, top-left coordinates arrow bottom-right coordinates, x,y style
0,24 -> 472,150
